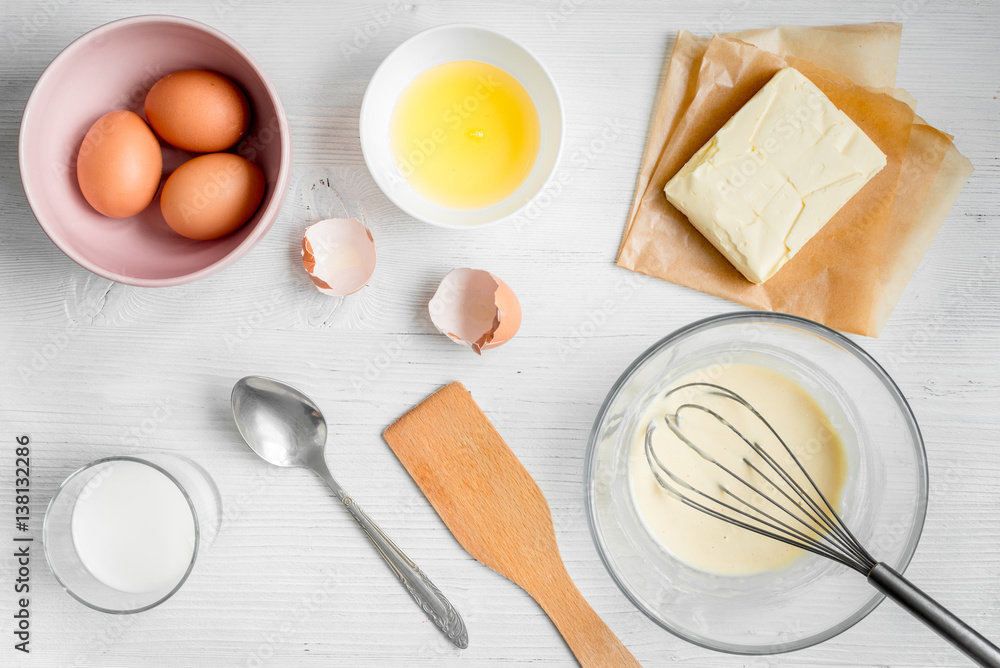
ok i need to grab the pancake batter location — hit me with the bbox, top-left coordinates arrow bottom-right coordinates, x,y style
629,363 -> 847,576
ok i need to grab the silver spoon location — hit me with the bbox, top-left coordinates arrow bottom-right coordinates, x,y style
230,375 -> 468,648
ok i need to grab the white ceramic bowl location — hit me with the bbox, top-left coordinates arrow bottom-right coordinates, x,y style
360,24 -> 564,229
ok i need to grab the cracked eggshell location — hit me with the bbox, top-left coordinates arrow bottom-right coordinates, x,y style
429,268 -> 522,355
302,218 -> 377,296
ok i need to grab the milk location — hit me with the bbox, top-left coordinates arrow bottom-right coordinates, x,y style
70,460 -> 196,594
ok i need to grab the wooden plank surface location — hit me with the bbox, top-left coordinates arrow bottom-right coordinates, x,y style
1,1 -> 998,666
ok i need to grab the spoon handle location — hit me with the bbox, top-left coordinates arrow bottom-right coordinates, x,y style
312,463 -> 468,649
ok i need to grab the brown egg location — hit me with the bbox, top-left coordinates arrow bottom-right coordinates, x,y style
160,153 -> 265,240
144,70 -> 251,152
76,110 -> 162,218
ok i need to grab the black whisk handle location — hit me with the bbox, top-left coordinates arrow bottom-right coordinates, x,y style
868,562 -> 1000,667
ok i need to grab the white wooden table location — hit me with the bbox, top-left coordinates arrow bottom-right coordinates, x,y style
1,1 -> 998,666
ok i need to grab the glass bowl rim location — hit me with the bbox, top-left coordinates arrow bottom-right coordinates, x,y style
583,310 -> 929,655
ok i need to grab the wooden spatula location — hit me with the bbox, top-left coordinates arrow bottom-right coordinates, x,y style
384,382 -> 640,668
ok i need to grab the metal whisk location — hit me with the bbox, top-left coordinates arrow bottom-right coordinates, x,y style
645,382 -> 1000,668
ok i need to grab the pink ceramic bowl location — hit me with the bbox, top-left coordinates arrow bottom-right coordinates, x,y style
19,15 -> 292,287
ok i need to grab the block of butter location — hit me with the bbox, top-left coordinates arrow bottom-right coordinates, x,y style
664,67 -> 887,284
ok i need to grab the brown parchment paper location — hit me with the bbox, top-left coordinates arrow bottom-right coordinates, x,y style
871,124 -> 974,332
618,24 -> 972,336
624,23 -> 903,245
725,23 -> 902,88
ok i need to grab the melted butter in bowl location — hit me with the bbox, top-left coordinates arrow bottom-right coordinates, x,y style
390,60 -> 542,211
629,363 -> 848,577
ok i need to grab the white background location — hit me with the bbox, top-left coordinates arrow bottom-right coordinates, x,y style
1,1 -> 998,666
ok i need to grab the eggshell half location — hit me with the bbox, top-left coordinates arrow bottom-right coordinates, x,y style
428,268 -> 522,355
301,218 -> 377,296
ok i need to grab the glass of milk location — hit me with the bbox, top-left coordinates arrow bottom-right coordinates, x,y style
43,454 -> 221,613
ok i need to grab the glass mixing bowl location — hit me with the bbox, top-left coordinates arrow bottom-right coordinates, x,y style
585,312 -> 928,654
